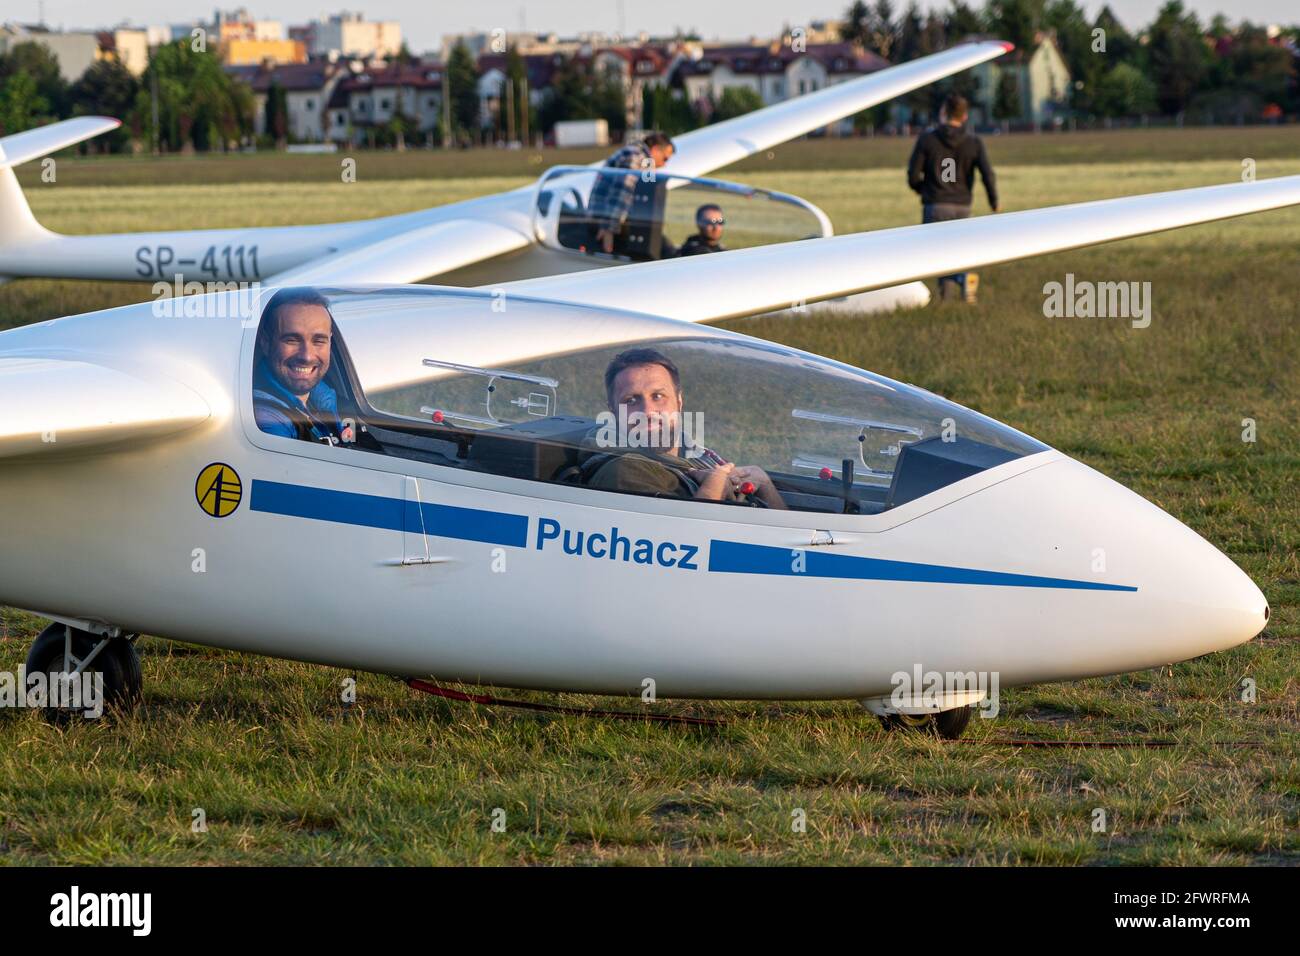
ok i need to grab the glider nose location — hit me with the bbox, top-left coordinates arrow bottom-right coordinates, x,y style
935,456 -> 1269,680
1167,540 -> 1269,655
1046,458 -> 1268,661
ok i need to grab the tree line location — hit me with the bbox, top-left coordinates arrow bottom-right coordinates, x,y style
1,1 -> 1295,151
840,0 -> 1298,123
0,39 -> 253,150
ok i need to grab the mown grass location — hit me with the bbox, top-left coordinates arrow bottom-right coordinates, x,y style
16,124 -> 1300,186
0,129 -> 1296,865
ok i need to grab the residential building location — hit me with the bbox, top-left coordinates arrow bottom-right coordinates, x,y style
225,61 -> 347,140
214,7 -> 283,41
593,45 -> 683,129
95,28 -> 150,75
298,12 -> 402,60
220,38 -> 306,65
677,41 -> 887,131
475,51 -> 564,133
326,63 -> 443,144
0,23 -> 99,80
968,32 -> 1071,125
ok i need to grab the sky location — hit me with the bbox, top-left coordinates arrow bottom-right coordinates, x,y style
21,1 -> 1299,56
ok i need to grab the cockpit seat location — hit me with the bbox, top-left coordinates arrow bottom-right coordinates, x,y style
464,416 -> 599,483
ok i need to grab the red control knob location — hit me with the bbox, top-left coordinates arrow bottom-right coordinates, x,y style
818,467 -> 833,480
431,410 -> 445,424
740,481 -> 756,496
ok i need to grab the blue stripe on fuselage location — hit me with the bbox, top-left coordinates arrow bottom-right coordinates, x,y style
250,479 -> 528,547
248,480 -> 1134,590
708,540 -> 1137,591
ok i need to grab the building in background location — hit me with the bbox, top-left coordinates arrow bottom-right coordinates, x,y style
95,28 -> 150,75
219,36 -> 305,65
225,60 -> 348,140
1,22 -> 171,79
968,33 -> 1071,126
798,20 -> 847,44
214,7 -> 283,42
209,7 -> 303,65
677,41 -> 887,132
475,51 -> 561,133
0,23 -> 100,80
326,63 -> 443,144
296,12 -> 402,60
443,30 -> 652,61
594,45 -> 682,130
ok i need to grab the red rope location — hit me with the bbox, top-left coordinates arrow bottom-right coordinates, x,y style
406,678 -> 725,727
949,738 -> 1263,748
404,682 -> 1268,746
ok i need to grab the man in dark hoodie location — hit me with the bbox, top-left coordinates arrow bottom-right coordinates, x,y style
907,93 -> 999,303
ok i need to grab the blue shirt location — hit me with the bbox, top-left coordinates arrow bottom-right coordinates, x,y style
252,356 -> 345,443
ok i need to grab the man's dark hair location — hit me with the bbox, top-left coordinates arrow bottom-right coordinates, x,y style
695,203 -> 723,226
942,93 -> 969,122
257,287 -> 334,356
643,131 -> 675,151
604,348 -> 681,404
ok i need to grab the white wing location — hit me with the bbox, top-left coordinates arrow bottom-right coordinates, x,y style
266,42 -> 1013,285
0,356 -> 210,460
663,41 -> 1012,179
3,48 -> 1010,287
0,117 -> 121,170
499,175 -> 1300,322
265,218 -> 531,286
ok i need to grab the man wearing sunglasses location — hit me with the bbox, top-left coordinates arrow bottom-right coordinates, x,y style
677,204 -> 728,256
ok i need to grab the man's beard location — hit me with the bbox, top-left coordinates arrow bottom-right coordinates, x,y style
626,411 -> 680,452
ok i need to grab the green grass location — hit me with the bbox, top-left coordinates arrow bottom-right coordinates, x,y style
17,124 -> 1300,187
1,128 -> 1297,865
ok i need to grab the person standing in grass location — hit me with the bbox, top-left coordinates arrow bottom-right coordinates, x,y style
907,93 -> 999,303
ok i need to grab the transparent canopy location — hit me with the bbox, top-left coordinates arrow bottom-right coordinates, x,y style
533,165 -> 832,263
260,288 -> 1048,515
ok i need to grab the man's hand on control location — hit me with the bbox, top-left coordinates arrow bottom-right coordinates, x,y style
693,462 -> 735,501
731,465 -> 786,508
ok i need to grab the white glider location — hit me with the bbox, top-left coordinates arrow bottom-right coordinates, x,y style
1,129 -> 1294,732
0,41 -> 1015,312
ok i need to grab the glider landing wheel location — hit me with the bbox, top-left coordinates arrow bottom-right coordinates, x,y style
24,624 -> 142,722
878,705 -> 974,740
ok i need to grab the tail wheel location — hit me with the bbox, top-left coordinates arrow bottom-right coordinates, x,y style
24,624 -> 142,721
878,705 -> 974,740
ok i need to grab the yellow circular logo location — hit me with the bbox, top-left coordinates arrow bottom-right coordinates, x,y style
195,463 -> 242,518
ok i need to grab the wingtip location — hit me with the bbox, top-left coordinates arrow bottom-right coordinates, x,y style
999,41 -> 1016,52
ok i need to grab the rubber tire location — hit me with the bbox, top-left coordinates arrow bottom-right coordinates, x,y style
933,704 -> 974,739
24,624 -> 142,721
878,705 -> 974,740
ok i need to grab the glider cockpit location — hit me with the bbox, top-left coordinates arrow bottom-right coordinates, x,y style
532,165 -> 833,263
249,287 -> 1045,516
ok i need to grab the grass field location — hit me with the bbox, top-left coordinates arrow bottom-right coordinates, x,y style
16,124 -> 1300,186
0,128 -> 1297,865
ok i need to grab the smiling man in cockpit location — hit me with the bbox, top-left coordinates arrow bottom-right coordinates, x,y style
253,288 -> 353,445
